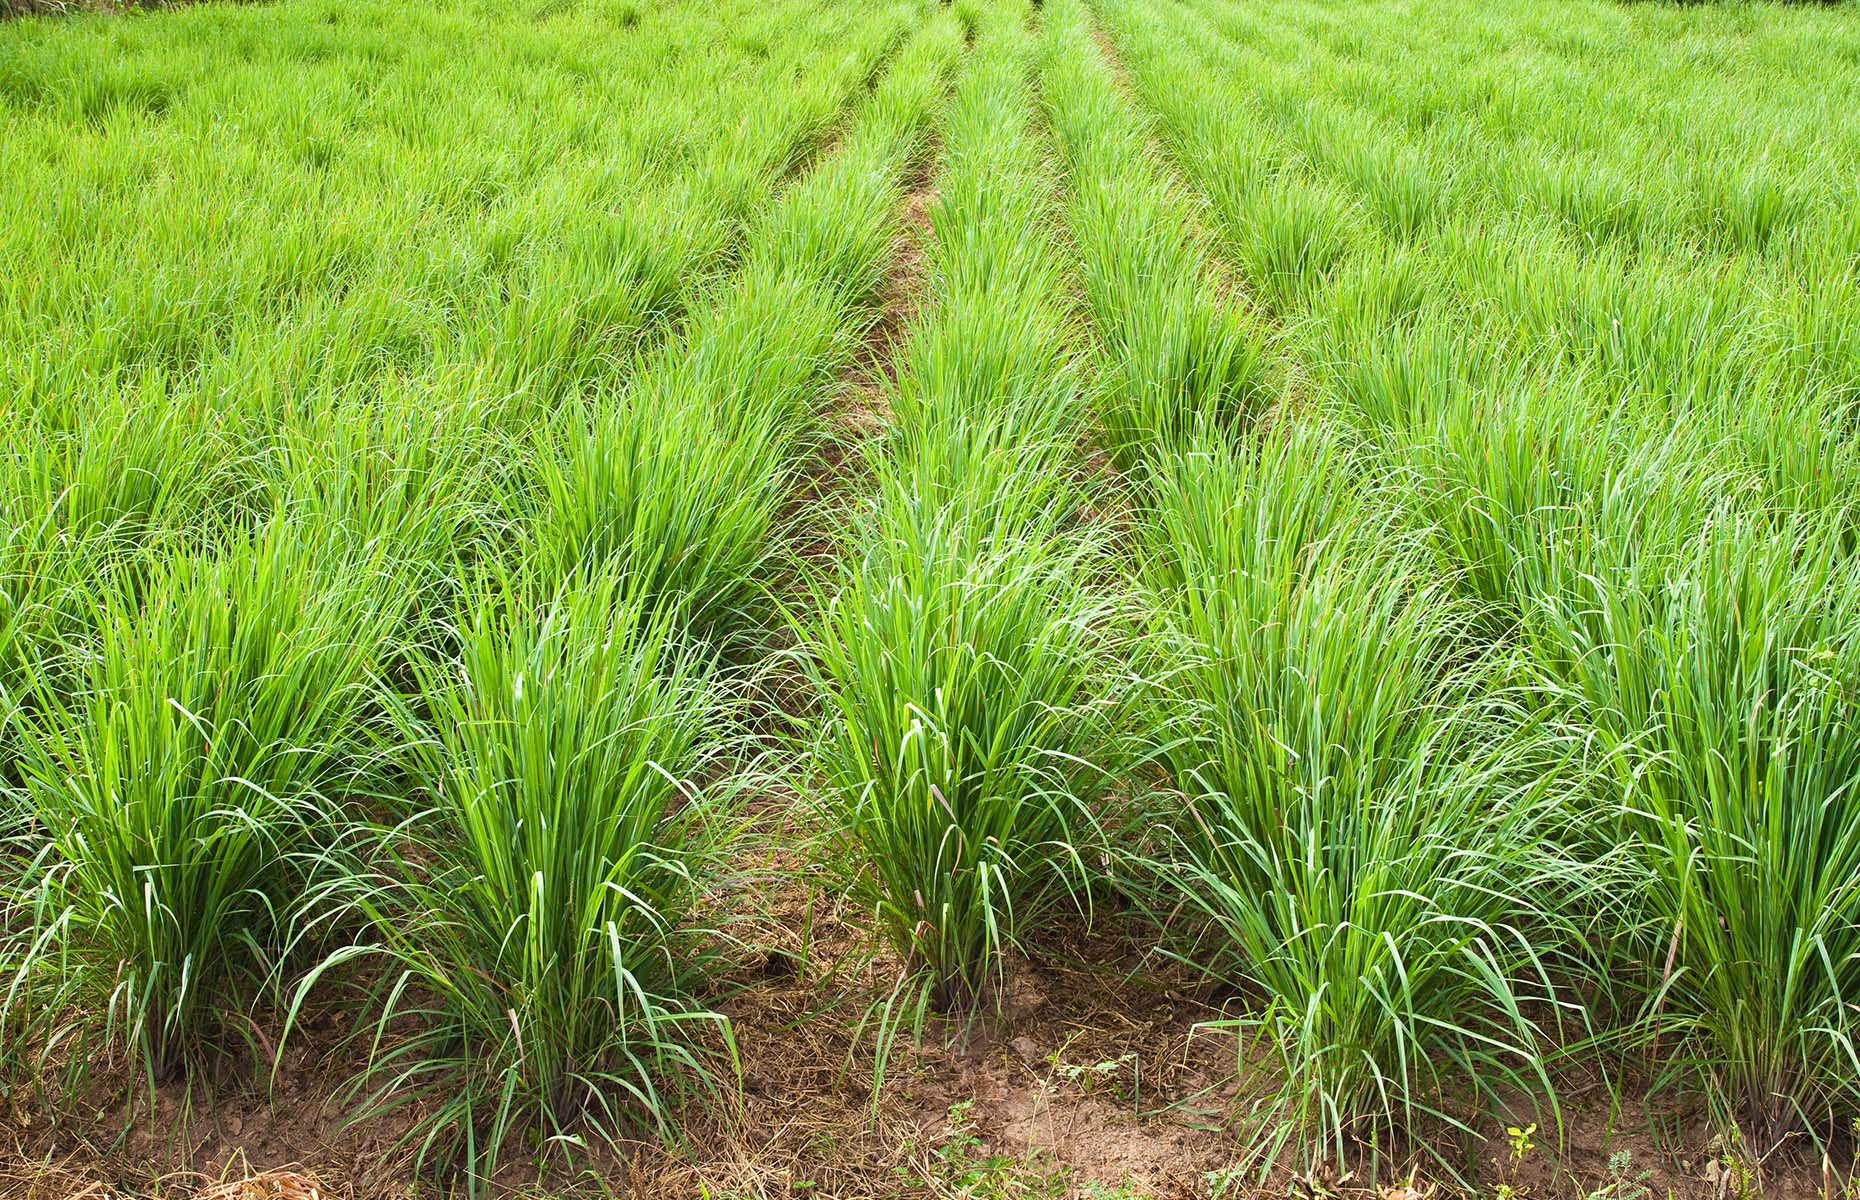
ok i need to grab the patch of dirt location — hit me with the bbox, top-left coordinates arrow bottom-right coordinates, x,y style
616,798 -> 940,1199
1090,27 -> 1136,95
0,975 -> 430,1199
930,943 -> 1240,1197
838,143 -> 941,446
1,1157 -> 335,1200
1494,1067 -> 1845,1200
626,878 -> 1246,1200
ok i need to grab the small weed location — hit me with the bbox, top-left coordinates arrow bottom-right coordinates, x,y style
1049,1047 -> 1137,1099
916,1101 -> 1070,1199
1582,1149 -> 1654,1200
1507,1124 -> 1538,1164
1206,1165 -> 1248,1199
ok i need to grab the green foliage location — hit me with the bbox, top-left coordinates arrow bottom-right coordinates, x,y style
9,517 -> 415,1084
1098,0 -> 1860,1166
804,478 -> 1124,1010
0,0 -> 949,1178
803,0 -> 1120,1018
1040,0 -> 1270,471
312,569 -> 739,1187
1533,512 -> 1860,1146
4,0 -> 1860,1192
1136,431 -> 1583,1174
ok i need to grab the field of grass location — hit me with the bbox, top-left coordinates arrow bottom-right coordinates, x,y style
3,0 -> 1860,1195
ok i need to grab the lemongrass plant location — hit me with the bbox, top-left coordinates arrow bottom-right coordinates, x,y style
800,0 -> 1127,1020
802,476 -> 1127,1013
1526,510 -> 1860,1151
1040,0 -> 1269,470
308,568 -> 740,1189
8,515 -> 417,1088
1137,428 -> 1586,1177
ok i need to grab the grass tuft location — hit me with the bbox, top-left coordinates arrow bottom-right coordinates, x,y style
9,516 -> 414,1087
309,567 -> 739,1188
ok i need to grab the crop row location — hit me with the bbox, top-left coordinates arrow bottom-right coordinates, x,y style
1089,0 -> 1860,1173
1,1 -> 959,1185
